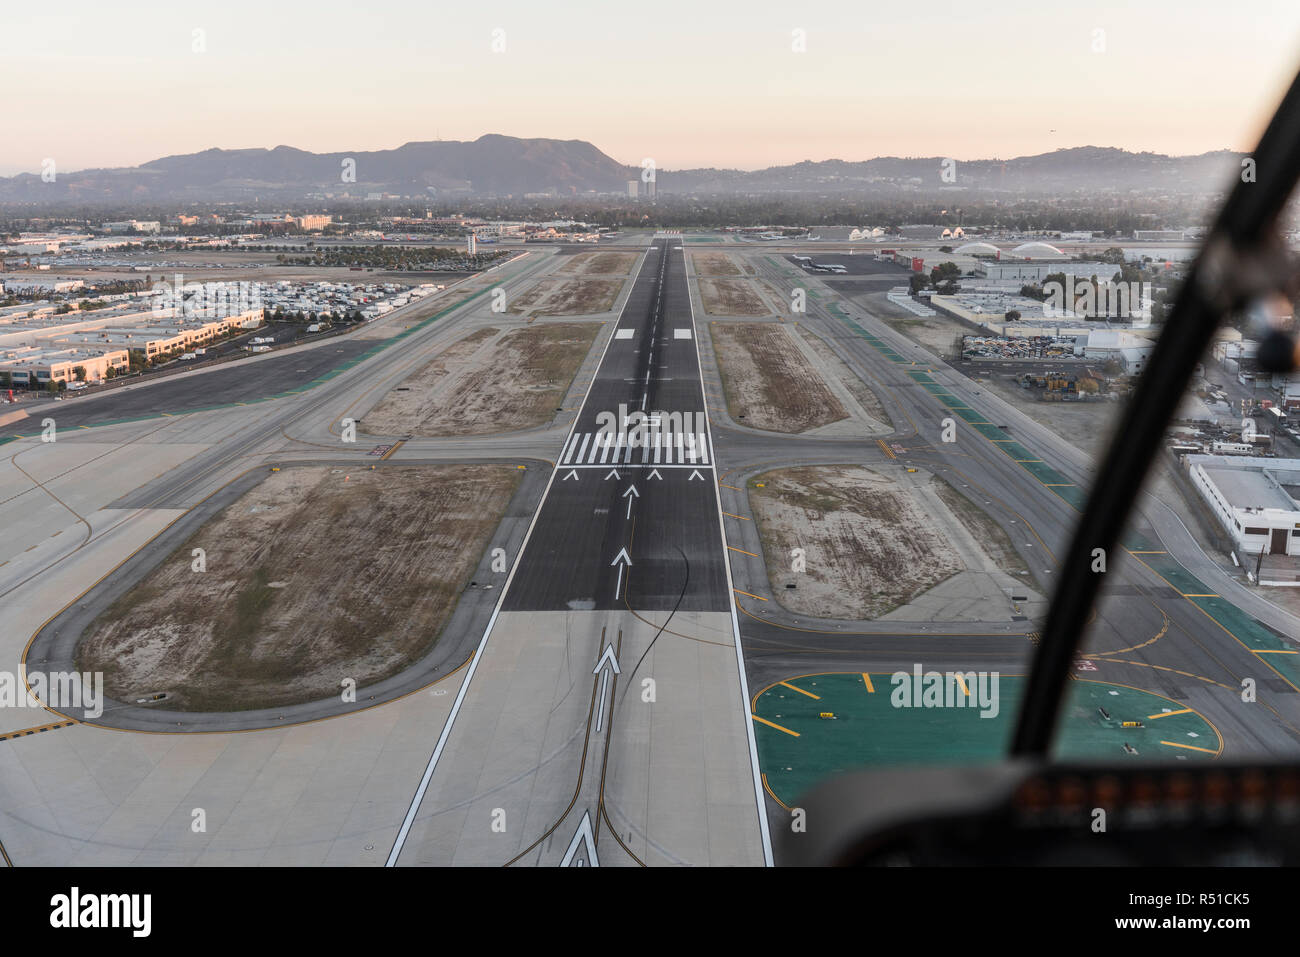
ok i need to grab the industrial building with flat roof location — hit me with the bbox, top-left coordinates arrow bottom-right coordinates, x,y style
1188,454 -> 1300,564
0,345 -> 128,387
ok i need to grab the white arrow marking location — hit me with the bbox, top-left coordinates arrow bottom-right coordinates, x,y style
604,468 -> 620,481
560,811 -> 599,867
593,643 -> 622,676
562,469 -> 579,481
596,668 -> 610,731
622,484 -> 639,519
688,469 -> 705,481
610,547 -> 632,567
647,469 -> 663,480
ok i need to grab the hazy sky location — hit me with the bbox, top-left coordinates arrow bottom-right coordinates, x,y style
4,0 -> 1300,175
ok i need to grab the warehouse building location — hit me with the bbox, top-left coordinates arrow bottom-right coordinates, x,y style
1188,455 -> 1300,563
0,346 -> 129,387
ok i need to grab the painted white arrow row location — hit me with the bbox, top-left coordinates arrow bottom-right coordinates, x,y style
593,643 -> 622,676
560,811 -> 599,867
610,547 -> 632,600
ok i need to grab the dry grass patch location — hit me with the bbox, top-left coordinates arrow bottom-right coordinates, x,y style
507,277 -> 622,315
749,465 -> 963,619
691,252 -> 744,277
78,465 -> 520,711
699,278 -> 769,316
711,322 -> 846,432
558,252 -> 638,275
362,323 -> 599,436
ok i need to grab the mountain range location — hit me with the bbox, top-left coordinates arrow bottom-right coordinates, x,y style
0,136 -> 1244,204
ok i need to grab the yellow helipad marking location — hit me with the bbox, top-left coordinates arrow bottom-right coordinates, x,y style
779,681 -> 820,700
1160,740 -> 1217,754
752,714 -> 799,737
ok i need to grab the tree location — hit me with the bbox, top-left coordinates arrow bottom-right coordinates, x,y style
1005,310 -> 1021,320
73,366 -> 87,382
908,272 -> 930,294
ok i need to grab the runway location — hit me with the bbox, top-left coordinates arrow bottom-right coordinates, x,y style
385,239 -> 770,866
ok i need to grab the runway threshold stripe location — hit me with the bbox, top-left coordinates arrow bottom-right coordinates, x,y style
752,714 -> 800,737
779,681 -> 821,700
1147,708 -> 1193,720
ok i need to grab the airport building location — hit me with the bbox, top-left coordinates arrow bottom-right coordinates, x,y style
2,277 -> 87,294
102,220 -> 161,234
0,345 -> 129,387
1187,454 -> 1300,564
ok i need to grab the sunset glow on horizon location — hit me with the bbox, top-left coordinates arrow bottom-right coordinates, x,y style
3,0 -> 1299,175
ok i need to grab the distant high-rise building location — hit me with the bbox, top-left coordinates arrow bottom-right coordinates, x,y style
647,180 -> 656,200
627,180 -> 638,200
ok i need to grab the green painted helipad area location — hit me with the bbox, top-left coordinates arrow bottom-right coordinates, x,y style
754,672 -> 1219,808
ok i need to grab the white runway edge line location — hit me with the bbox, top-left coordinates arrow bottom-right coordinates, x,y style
684,247 -> 775,866
385,245 -> 656,867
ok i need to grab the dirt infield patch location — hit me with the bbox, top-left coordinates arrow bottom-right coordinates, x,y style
691,252 -> 744,277
799,330 -> 892,430
711,322 -> 846,432
749,465 -> 963,619
932,478 -> 1031,578
507,277 -> 623,315
699,278 -> 770,316
362,322 -> 599,436
77,465 -> 520,711
558,252 -> 639,275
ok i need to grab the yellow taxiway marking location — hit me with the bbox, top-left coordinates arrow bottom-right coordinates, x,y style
752,714 -> 799,737
779,681 -> 821,700
1148,708 -> 1193,720
719,483 -> 742,491
1160,740 -> 1217,754
727,545 -> 759,557
1253,649 -> 1299,654
733,588 -> 768,602
953,673 -> 970,696
861,673 -> 874,693
1128,550 -> 1167,554
1182,593 -> 1219,598
0,719 -> 78,742
721,511 -> 750,521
